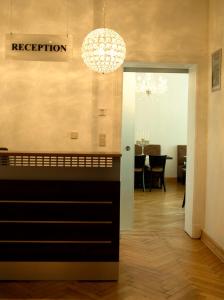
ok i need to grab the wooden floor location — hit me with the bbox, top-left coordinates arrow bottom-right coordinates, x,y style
0,180 -> 224,299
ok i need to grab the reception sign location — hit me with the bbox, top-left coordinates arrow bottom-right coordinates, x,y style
5,33 -> 72,61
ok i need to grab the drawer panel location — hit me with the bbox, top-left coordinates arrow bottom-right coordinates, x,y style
0,178 -> 120,263
0,241 -> 119,262
0,180 -> 120,201
0,222 -> 114,241
0,202 -> 114,221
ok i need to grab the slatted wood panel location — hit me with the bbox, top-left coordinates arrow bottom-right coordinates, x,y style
0,181 -> 223,299
0,152 -> 117,168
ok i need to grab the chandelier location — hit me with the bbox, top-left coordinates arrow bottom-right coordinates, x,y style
81,28 -> 126,74
136,73 -> 168,96
81,1 -> 126,74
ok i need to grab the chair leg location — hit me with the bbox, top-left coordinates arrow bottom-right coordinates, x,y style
149,172 -> 152,192
182,192 -> 185,207
142,172 -> 145,192
163,177 -> 166,192
160,174 -> 166,192
163,181 -> 166,192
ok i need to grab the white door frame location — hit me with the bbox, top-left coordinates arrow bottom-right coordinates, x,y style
121,62 -> 199,238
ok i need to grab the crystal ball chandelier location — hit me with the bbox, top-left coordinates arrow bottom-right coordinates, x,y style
81,28 -> 126,74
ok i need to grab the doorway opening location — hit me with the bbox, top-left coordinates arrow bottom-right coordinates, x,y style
120,63 -> 196,238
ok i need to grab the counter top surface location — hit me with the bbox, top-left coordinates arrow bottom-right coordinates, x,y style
0,151 -> 121,157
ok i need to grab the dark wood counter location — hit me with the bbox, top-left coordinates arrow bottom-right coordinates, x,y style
0,152 -> 121,280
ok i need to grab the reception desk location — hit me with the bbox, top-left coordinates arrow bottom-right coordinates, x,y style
0,151 -> 120,280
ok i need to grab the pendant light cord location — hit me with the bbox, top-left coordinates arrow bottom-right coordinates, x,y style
66,0 -> 69,37
102,0 -> 106,28
10,0 -> 12,34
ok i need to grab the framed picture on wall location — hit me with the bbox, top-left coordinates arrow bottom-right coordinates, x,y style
212,48 -> 222,91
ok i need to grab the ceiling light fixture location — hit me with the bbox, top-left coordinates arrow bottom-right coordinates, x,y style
136,74 -> 168,96
81,1 -> 126,74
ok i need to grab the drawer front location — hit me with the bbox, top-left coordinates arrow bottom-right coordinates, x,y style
0,242 -> 119,262
0,202 -> 114,221
0,222 -> 114,241
0,180 -> 120,262
0,180 -> 120,201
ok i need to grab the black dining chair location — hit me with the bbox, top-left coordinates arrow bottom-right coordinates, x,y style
148,155 -> 167,192
135,144 -> 142,155
134,155 -> 146,191
0,147 -> 9,166
143,144 -> 161,156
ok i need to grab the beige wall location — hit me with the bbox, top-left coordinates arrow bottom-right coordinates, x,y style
0,0 -> 209,235
0,0 -> 208,153
205,0 -> 224,249
0,0 -> 121,153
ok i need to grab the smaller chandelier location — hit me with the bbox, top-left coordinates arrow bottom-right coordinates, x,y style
81,28 -> 126,74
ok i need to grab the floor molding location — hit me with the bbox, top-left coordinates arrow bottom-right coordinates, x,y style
166,177 -> 178,182
201,230 -> 224,263
0,262 -> 119,280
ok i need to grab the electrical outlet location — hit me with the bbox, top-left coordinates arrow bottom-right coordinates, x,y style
99,134 -> 106,147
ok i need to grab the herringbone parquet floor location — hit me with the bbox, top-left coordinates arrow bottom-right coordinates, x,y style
0,180 -> 224,299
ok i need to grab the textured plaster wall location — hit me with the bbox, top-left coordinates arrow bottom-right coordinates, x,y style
0,0 -> 209,234
0,0 -> 208,153
205,0 -> 224,249
0,0 -> 121,152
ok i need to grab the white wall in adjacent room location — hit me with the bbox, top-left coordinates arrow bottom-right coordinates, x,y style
134,72 -> 189,177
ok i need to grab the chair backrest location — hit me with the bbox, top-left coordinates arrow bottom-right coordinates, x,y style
177,145 -> 187,165
135,144 -> 142,155
135,155 -> 146,170
144,144 -> 161,155
149,155 -> 167,172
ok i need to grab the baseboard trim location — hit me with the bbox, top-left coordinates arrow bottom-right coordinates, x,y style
201,231 -> 224,263
0,262 -> 119,280
166,177 -> 178,182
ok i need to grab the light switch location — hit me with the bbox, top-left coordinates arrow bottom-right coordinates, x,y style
99,134 -> 106,147
98,108 -> 106,116
70,131 -> 78,139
